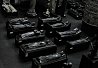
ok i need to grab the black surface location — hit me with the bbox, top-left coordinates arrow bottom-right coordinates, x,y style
0,7 -> 90,68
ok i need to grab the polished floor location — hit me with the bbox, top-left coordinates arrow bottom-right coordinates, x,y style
0,7 -> 89,68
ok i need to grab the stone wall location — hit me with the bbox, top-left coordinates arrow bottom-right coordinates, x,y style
83,0 -> 98,26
